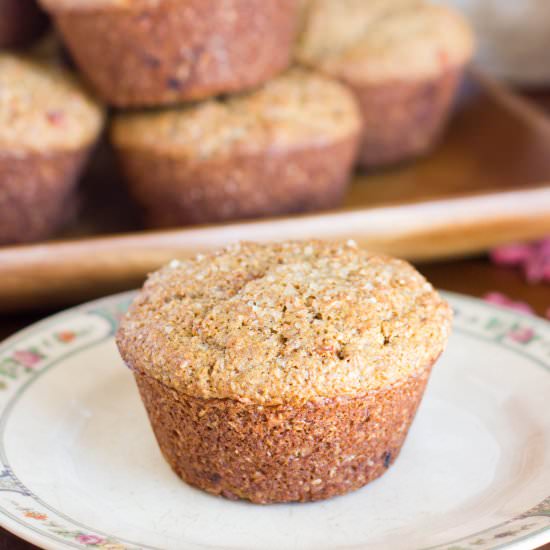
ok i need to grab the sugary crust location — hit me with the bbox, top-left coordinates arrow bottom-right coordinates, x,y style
354,67 -> 463,167
0,148 -> 89,244
0,0 -> 49,48
117,241 -> 452,406
0,54 -> 104,152
134,361 -> 432,503
40,0 -> 137,9
115,137 -> 359,227
111,70 -> 361,158
297,0 -> 474,83
47,0 -> 299,106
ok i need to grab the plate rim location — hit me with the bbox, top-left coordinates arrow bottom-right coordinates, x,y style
0,290 -> 548,550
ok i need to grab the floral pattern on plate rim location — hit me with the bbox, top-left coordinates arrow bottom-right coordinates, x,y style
0,291 -> 545,550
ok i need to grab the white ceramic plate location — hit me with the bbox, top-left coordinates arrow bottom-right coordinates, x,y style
0,291 -> 548,550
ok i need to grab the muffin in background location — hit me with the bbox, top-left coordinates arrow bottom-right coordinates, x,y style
0,0 -> 49,49
111,69 -> 361,227
39,0 -> 299,107
117,240 -> 452,504
297,0 -> 474,168
0,54 -> 104,245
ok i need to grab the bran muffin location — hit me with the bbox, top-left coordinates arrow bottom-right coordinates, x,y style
111,69 -> 361,227
39,0 -> 299,107
0,0 -> 49,49
0,54 -> 104,245
116,240 -> 452,504
297,0 -> 474,167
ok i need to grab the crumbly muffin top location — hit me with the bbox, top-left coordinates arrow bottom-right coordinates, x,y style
117,241 -> 452,406
297,0 -> 474,83
111,69 -> 360,159
39,0 -> 144,11
0,54 -> 104,152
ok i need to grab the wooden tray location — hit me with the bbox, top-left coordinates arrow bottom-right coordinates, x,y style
2,69 -> 550,312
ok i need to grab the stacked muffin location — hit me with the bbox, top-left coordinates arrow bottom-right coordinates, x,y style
111,69 -> 361,225
0,0 -> 474,243
297,0 -> 474,167
41,0 -> 300,107
0,54 -> 104,244
0,0 -> 104,245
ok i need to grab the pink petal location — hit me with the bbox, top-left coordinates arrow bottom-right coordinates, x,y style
484,292 -> 510,305
508,327 -> 536,343
536,237 -> 550,256
523,251 -> 550,284
546,307 -> 550,320
483,292 -> 535,315
489,243 -> 534,266
510,301 -> 536,315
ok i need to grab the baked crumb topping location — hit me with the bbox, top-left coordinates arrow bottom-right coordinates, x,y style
111,69 -> 360,159
117,240 -> 452,405
0,54 -> 104,152
297,0 -> 474,82
39,0 -> 141,11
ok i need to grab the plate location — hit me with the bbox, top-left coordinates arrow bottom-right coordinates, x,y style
0,291 -> 548,550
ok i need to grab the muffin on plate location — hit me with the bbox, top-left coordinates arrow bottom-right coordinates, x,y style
297,0 -> 474,167
111,69 -> 361,227
0,0 -> 49,49
39,0 -> 299,107
116,240 -> 452,504
0,54 -> 104,245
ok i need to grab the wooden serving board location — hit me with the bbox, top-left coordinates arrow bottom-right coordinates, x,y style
1,69 -> 550,312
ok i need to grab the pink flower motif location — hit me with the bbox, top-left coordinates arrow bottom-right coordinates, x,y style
507,327 -> 536,344
13,350 -> 43,368
483,292 -> 535,315
56,331 -> 76,343
24,511 -> 47,520
76,534 -> 105,546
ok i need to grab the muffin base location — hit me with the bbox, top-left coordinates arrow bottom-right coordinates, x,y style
116,136 -> 359,227
52,0 -> 298,107
133,362 -> 433,504
0,0 -> 49,48
0,148 -> 88,245
350,67 -> 463,168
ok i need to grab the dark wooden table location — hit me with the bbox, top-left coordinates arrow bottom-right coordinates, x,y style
0,256 -> 549,549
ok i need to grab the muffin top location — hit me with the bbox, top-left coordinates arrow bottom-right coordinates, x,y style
0,54 -> 104,153
39,0 -> 140,11
297,0 -> 474,83
117,240 -> 452,406
111,69 -> 360,160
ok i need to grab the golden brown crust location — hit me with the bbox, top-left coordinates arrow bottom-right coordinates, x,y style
116,241 -> 452,406
353,67 -> 463,168
48,0 -> 299,107
0,54 -> 104,152
116,137 -> 359,227
297,0 -> 474,83
0,148 -> 89,244
134,361 -> 432,503
111,69 -> 361,158
0,0 -> 49,48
